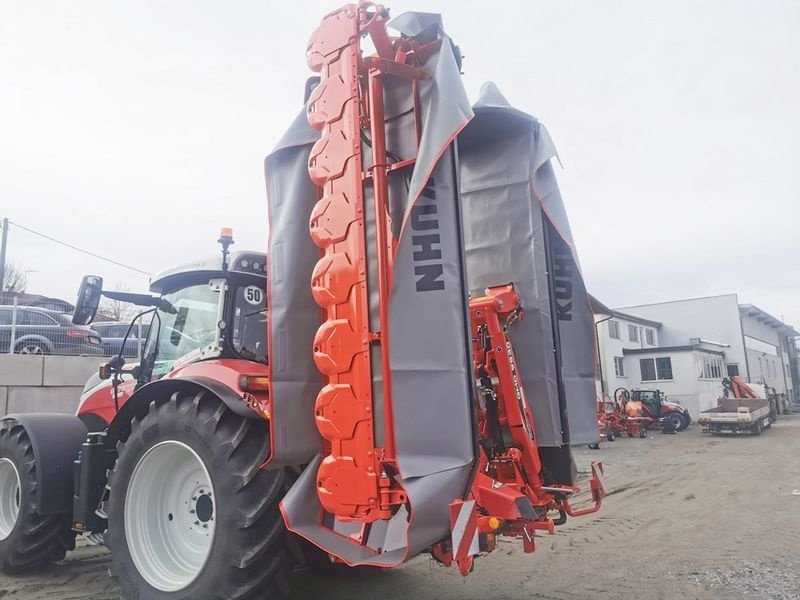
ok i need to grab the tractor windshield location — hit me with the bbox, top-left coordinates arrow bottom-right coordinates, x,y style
230,283 -> 267,363
144,283 -> 220,379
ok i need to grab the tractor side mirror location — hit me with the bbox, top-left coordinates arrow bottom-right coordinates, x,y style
73,275 -> 104,325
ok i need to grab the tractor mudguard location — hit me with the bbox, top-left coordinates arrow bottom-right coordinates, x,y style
106,376 -> 263,443
1,413 -> 87,515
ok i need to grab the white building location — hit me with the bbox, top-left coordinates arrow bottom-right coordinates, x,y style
596,294 -> 798,419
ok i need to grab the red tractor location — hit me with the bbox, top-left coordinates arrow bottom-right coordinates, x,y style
0,5 -> 605,598
614,387 -> 691,432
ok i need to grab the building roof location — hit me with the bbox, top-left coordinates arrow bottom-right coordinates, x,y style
739,304 -> 800,337
588,294 -> 613,316
0,292 -> 74,312
608,309 -> 662,328
617,293 -> 738,310
622,345 -> 725,356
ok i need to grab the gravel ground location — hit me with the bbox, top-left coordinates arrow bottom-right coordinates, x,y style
1,415 -> 799,599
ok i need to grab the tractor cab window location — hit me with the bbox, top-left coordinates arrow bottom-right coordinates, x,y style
230,284 -> 267,363
638,391 -> 658,403
145,283 -> 220,379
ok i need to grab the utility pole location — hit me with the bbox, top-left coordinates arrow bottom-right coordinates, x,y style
0,217 -> 8,291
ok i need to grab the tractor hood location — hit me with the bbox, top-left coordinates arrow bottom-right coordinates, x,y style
663,401 -> 688,414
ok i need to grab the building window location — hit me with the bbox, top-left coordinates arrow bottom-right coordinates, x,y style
640,359 -> 656,381
628,324 -> 639,342
608,320 -> 620,340
726,364 -> 739,377
614,356 -> 625,377
656,357 -> 673,380
697,355 -> 723,379
645,329 -> 655,345
640,357 -> 673,381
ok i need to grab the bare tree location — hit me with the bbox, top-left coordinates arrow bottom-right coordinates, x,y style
1,262 -> 26,293
99,281 -> 136,322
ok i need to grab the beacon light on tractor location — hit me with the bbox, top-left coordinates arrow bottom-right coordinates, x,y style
0,4 -> 605,598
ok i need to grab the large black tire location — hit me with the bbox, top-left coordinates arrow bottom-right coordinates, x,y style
106,390 -> 291,600
675,412 -> 690,432
0,423 -> 76,573
664,412 -> 685,433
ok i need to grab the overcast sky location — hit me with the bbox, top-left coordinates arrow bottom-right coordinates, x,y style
1,0 -> 798,325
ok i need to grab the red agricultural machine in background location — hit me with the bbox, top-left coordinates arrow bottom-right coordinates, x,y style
596,395 -> 650,442
615,387 -> 691,432
0,4 -> 605,598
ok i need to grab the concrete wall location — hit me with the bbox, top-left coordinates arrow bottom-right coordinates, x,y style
0,355 -> 102,415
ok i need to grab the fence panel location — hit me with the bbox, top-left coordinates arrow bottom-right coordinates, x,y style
0,297 -> 152,359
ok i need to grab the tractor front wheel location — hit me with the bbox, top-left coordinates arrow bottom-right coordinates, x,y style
107,390 -> 291,599
0,423 -> 76,573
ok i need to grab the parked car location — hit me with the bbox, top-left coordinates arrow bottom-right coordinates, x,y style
0,305 -> 102,355
91,321 -> 150,358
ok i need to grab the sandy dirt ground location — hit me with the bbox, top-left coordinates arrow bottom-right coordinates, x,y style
1,416 -> 799,599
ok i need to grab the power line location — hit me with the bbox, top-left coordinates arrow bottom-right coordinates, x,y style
8,220 -> 152,276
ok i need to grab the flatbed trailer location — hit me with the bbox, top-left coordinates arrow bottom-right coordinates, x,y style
698,398 -> 772,435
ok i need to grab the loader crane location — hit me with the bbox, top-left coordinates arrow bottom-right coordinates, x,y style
0,4 -> 604,598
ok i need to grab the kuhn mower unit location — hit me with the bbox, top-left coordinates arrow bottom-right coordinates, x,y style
0,4 -> 605,598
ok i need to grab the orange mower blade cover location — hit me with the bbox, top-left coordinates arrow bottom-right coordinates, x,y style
271,6 -> 477,567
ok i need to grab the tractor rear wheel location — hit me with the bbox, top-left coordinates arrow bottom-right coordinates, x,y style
664,412 -> 686,432
0,423 -> 76,573
674,413 -> 689,432
107,390 -> 291,599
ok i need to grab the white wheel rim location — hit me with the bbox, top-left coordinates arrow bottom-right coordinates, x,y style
0,458 -> 21,540
124,441 -> 215,592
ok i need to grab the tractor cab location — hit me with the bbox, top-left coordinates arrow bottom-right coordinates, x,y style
630,389 -> 663,419
73,230 -> 268,423
141,248 -> 268,383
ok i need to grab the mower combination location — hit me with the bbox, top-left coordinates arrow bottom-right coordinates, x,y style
0,4 -> 605,598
